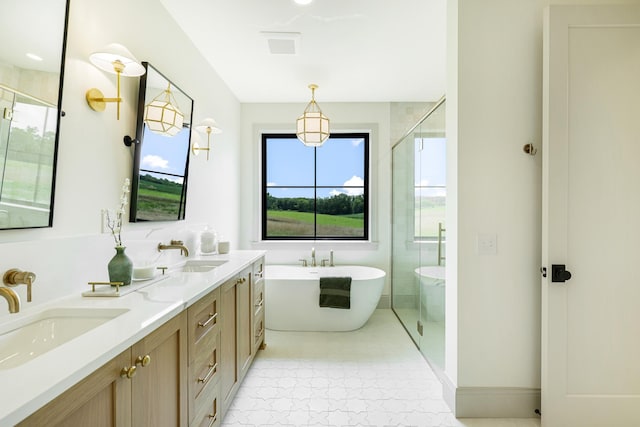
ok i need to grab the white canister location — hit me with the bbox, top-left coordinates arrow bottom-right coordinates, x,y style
200,228 -> 217,254
218,241 -> 230,254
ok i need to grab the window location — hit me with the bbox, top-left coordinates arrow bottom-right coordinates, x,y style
262,133 -> 369,240
414,134 -> 446,240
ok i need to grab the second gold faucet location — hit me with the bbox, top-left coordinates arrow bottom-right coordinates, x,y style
158,240 -> 189,257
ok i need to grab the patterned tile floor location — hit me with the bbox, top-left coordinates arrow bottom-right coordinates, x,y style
222,309 -> 541,427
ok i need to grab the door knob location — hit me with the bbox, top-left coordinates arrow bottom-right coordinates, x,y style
551,264 -> 572,283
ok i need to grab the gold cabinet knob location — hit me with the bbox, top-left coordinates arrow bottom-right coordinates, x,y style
135,354 -> 151,367
120,365 -> 137,379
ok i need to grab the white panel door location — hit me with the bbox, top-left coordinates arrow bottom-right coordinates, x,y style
542,5 -> 640,427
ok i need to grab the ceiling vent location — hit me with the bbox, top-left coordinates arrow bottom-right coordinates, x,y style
261,32 -> 300,55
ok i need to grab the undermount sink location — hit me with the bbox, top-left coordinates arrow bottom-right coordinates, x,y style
181,259 -> 228,273
0,307 -> 129,370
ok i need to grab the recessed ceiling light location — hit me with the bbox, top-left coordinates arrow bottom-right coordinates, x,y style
26,53 -> 43,61
294,0 -> 313,5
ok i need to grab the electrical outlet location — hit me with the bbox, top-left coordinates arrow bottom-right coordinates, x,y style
477,233 -> 497,255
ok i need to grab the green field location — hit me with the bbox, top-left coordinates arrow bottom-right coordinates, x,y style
136,174 -> 184,220
267,210 -> 364,237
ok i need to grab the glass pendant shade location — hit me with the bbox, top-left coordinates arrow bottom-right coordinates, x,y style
144,83 -> 184,136
296,84 -> 330,147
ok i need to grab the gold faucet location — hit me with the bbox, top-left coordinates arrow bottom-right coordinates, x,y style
3,268 -> 36,302
158,240 -> 189,257
0,287 -> 20,313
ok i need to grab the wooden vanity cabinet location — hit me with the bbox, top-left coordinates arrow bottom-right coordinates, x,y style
131,312 -> 188,427
218,257 -> 266,418
19,312 -> 188,427
219,265 -> 253,417
187,287 -> 221,427
18,349 -> 132,427
252,259 -> 266,355
17,256 -> 266,427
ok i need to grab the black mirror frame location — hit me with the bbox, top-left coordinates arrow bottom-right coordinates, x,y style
129,62 -> 194,222
0,0 -> 70,230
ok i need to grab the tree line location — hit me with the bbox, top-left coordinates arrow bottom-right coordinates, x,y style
266,192 -> 365,216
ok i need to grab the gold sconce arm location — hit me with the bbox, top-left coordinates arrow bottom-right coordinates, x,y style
193,118 -> 222,161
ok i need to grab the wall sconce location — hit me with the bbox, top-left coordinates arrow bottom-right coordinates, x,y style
192,118 -> 222,160
296,83 -> 330,147
85,43 -> 145,120
144,83 -> 184,136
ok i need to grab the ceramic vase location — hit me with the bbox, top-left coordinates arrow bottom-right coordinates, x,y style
108,246 -> 133,286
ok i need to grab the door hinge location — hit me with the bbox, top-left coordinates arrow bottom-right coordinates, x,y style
540,267 -> 547,278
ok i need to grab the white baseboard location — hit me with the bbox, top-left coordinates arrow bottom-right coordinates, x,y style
442,380 -> 541,418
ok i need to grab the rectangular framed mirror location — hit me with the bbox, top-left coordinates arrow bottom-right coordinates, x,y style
0,0 -> 69,229
129,62 -> 193,222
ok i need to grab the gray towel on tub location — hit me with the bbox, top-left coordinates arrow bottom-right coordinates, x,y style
319,277 -> 352,309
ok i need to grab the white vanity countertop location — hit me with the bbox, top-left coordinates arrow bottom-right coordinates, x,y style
0,250 -> 265,426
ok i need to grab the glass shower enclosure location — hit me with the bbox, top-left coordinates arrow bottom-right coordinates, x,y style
391,97 -> 446,371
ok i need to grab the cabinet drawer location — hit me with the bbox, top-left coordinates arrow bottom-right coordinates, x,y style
253,279 -> 264,317
253,260 -> 264,282
190,329 -> 220,401
188,288 -> 220,363
193,380 -> 221,427
253,311 -> 265,349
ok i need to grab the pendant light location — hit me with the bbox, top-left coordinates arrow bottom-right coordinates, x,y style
296,84 -> 330,147
144,83 -> 184,137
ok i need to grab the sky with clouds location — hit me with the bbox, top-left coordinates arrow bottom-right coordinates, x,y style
266,135 -> 366,198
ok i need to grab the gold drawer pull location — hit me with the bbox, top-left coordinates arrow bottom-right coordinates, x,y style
135,354 -> 151,367
120,365 -> 136,379
255,327 -> 264,340
207,413 -> 218,427
198,312 -> 218,328
254,297 -> 264,308
197,362 -> 218,384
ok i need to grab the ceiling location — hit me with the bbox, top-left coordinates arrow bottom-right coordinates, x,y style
160,0 -> 447,103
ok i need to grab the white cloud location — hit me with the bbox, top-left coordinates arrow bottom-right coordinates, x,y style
352,138 -> 364,147
267,182 -> 277,187
142,155 -> 169,169
331,176 -> 364,196
344,175 -> 364,187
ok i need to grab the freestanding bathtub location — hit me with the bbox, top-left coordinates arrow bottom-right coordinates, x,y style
265,265 -> 386,331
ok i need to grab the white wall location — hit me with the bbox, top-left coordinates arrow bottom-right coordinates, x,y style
239,102 -> 394,296
446,0 -> 544,415
447,2 -> 640,416
0,0 -> 240,320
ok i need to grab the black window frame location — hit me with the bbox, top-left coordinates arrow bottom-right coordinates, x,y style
261,132 -> 370,241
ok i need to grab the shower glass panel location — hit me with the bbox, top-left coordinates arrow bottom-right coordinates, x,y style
392,98 -> 446,371
391,134 -> 421,344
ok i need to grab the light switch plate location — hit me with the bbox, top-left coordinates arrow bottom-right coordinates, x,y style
477,233 -> 497,255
